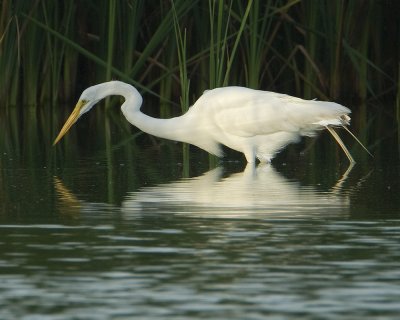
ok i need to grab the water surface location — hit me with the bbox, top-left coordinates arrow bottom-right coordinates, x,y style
1,131 -> 400,319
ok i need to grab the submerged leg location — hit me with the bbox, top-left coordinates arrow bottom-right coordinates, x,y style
325,126 -> 356,164
257,155 -> 272,164
331,161 -> 355,193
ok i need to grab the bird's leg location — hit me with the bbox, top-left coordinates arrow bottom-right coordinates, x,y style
244,146 -> 257,164
243,162 -> 257,178
342,126 -> 373,157
325,126 -> 355,164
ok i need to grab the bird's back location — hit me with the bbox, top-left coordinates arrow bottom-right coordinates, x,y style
188,87 -> 351,162
192,86 -> 350,137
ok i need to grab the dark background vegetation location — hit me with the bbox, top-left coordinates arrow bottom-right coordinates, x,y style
0,0 -> 399,164
1,1 -> 399,103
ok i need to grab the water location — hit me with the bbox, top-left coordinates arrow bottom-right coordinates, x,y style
1,139 -> 400,319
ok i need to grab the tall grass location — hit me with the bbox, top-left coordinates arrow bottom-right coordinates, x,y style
397,63 -> 400,157
173,1 -> 190,176
0,1 -> 21,107
1,1 -> 397,105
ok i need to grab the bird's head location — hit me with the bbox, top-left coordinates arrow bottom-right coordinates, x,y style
53,86 -> 101,145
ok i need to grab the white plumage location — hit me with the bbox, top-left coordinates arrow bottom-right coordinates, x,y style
54,81 -> 359,164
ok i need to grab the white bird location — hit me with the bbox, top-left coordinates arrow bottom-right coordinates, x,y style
54,81 -> 369,163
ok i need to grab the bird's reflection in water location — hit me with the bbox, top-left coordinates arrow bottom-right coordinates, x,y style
121,164 -> 351,219
54,164 -> 354,219
53,176 -> 114,217
54,176 -> 82,215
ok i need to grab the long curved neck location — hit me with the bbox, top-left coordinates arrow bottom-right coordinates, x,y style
99,81 -> 143,108
103,81 -> 193,143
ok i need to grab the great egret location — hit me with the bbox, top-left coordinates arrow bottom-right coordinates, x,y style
54,81 -> 368,163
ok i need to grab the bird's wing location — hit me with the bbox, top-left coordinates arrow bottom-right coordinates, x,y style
200,88 -> 350,138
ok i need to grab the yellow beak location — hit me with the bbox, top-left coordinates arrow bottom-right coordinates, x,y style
53,100 -> 86,145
